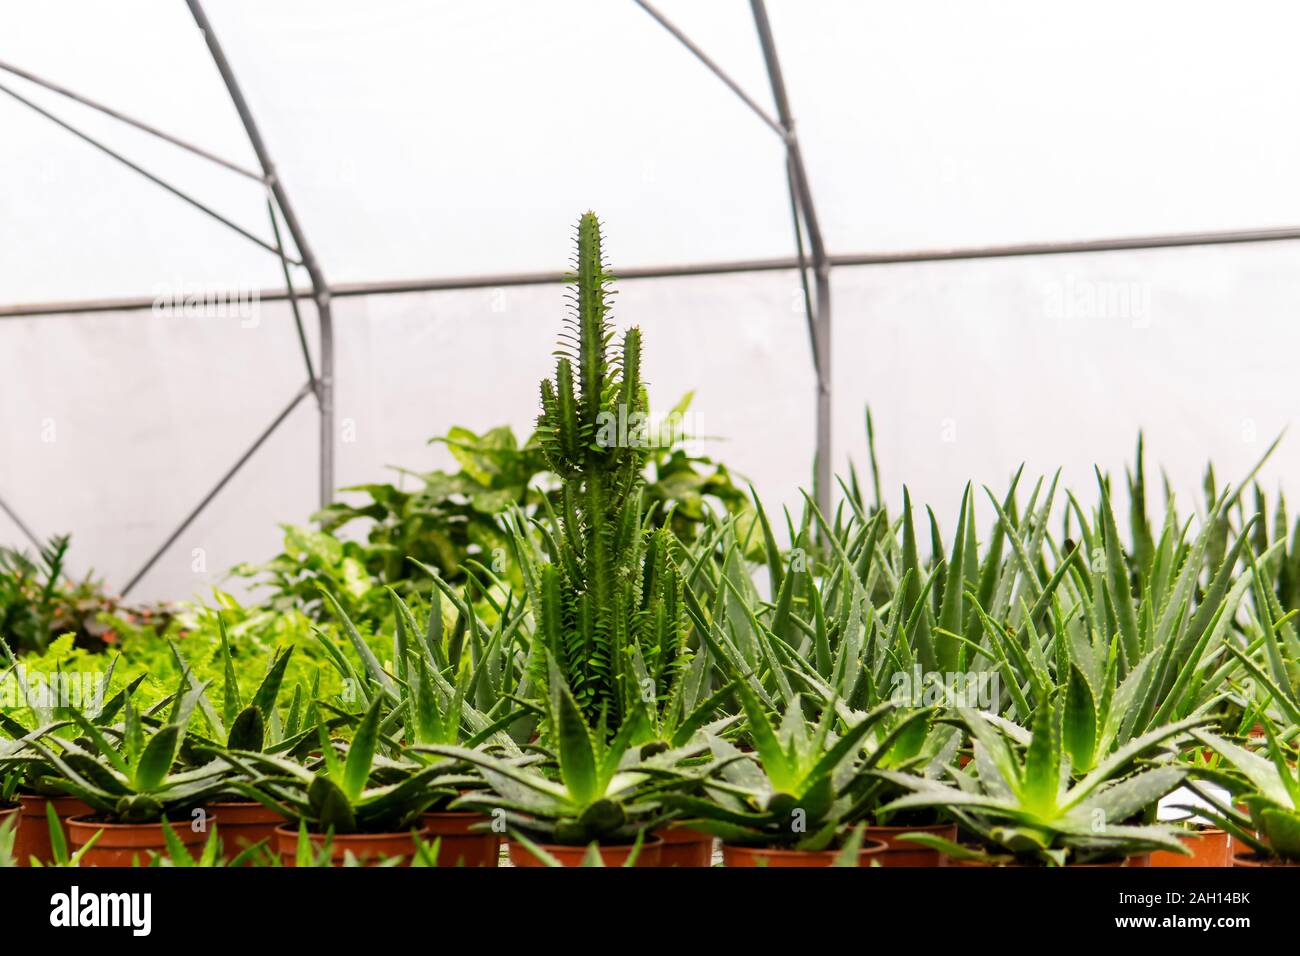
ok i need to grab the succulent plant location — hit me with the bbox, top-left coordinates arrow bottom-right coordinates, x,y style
668,683 -> 932,850
422,665 -> 711,847
1188,720 -> 1300,862
20,676 -> 231,824
221,695 -> 451,835
877,708 -> 1203,865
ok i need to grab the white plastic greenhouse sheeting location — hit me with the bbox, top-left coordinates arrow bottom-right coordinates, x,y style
2,1 -> 1300,601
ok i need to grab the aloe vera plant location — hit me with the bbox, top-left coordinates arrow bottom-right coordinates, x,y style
319,570 -> 536,748
1188,719 -> 1300,862
315,582 -> 531,810
0,653 -> 146,798
877,707 -> 1203,865
954,471 -> 1262,776
19,676 -> 231,823
222,695 -> 450,834
168,620 -> 316,763
670,683 -> 932,850
422,666 -> 710,847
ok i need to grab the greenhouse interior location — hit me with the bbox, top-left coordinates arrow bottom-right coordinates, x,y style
1,0 -> 1295,932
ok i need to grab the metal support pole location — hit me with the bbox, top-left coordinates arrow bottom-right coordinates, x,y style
121,382 -> 313,596
267,197 -> 318,388
0,492 -> 42,551
751,0 -> 832,519
8,224 -> 1300,321
785,156 -> 819,378
0,58 -> 266,181
0,78 -> 298,263
185,0 -> 335,509
632,0 -> 785,138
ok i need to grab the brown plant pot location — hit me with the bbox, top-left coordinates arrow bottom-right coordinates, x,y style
1232,850 -> 1300,867
209,800 -> 287,863
507,836 -> 664,868
14,795 -> 93,867
1149,827 -> 1231,867
653,825 -> 715,867
722,839 -> 888,868
863,822 -> 957,867
67,815 -> 208,867
274,823 -> 432,867
421,811 -> 501,867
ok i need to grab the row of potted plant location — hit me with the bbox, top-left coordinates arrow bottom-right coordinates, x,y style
4,212 -> 1300,868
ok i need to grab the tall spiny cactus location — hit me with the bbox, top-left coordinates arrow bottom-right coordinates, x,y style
531,213 -> 688,733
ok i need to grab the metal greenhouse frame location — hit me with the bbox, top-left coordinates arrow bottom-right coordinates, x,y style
1,0 -> 1298,595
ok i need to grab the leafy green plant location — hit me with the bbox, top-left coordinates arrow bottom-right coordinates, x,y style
0,535 -> 171,654
318,571 -> 537,749
21,676 -> 231,823
423,667 -> 710,847
877,708 -> 1202,865
507,828 -> 655,867
223,696 -> 449,834
670,685 -> 929,850
142,820 -> 269,867
1188,719 -> 1300,862
0,813 -> 17,867
234,411 -> 750,627
0,654 -> 148,799
168,619 -> 314,761
16,802 -> 101,867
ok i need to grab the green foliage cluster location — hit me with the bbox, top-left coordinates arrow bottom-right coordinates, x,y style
7,213 -> 1300,869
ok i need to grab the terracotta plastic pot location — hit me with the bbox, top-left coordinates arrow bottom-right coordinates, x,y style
722,839 -> 888,867
209,800 -> 287,862
421,811 -> 501,867
1149,827 -> 1231,867
1232,850 -> 1300,867
67,815 -> 208,867
508,836 -> 664,868
653,825 -> 714,867
863,822 -> 957,867
14,795 -> 93,866
275,823 -> 432,867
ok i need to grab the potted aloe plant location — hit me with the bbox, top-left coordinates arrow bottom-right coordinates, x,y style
221,695 -> 449,866
317,585 -> 529,866
0,650 -> 145,865
1188,721 -> 1300,866
679,480 -> 989,865
169,623 -> 311,859
877,708 -> 1204,866
669,685 -> 935,867
20,677 -> 232,866
422,668 -> 712,867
